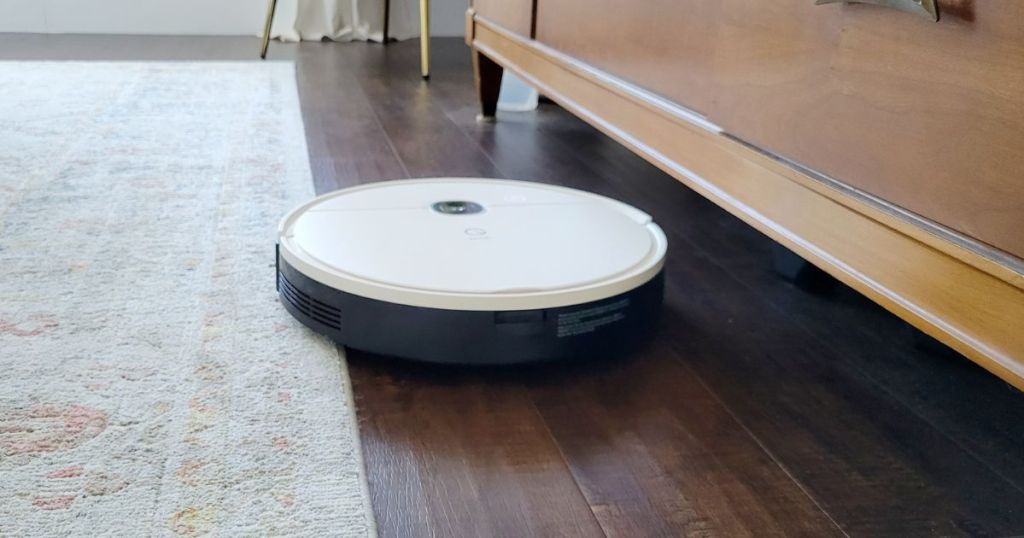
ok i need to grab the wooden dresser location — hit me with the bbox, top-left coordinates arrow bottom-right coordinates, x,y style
466,0 -> 1024,390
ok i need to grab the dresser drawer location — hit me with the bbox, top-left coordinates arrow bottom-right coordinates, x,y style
708,0 -> 1024,258
473,0 -> 534,37
535,0 -> 721,116
532,0 -> 1024,259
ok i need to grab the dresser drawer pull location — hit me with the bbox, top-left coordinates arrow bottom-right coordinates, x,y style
815,0 -> 940,22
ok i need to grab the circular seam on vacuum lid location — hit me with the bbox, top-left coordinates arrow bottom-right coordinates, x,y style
278,178 -> 667,311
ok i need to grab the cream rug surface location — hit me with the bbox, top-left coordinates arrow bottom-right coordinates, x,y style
0,62 -> 375,537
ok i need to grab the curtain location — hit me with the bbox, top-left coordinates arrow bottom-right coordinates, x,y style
270,0 -> 420,43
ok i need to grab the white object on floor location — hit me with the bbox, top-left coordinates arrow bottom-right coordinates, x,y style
275,179 -> 666,364
281,179 -> 665,307
498,72 -> 539,112
0,62 -> 376,537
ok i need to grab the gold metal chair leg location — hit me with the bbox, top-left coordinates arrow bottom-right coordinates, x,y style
420,0 -> 430,79
260,0 -> 279,59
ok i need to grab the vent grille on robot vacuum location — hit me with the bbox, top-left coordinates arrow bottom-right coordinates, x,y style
278,271 -> 342,330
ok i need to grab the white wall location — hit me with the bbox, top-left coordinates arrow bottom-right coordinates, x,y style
0,0 -> 47,33
0,0 -> 467,37
429,0 -> 467,37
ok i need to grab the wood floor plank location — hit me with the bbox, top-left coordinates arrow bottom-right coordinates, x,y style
336,44 -> 502,181
350,354 -> 606,537
528,343 -> 845,537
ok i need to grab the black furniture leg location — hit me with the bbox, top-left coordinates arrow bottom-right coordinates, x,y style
771,242 -> 837,294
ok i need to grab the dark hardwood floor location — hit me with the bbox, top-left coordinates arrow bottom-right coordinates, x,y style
4,34 -> 1022,537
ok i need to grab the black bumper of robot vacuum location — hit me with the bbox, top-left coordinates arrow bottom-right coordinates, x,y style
276,249 -> 664,364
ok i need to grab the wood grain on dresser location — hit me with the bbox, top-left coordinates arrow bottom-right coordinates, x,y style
529,0 -> 1024,260
709,0 -> 1024,259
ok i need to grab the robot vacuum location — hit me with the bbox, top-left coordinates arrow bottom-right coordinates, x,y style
276,178 -> 666,364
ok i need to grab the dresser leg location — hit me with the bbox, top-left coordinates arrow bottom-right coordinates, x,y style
771,242 -> 837,294
473,51 -> 502,122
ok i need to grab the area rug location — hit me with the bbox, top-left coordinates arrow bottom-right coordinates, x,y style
0,62 -> 376,536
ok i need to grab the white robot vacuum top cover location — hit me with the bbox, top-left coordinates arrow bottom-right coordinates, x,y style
278,178 -> 667,312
